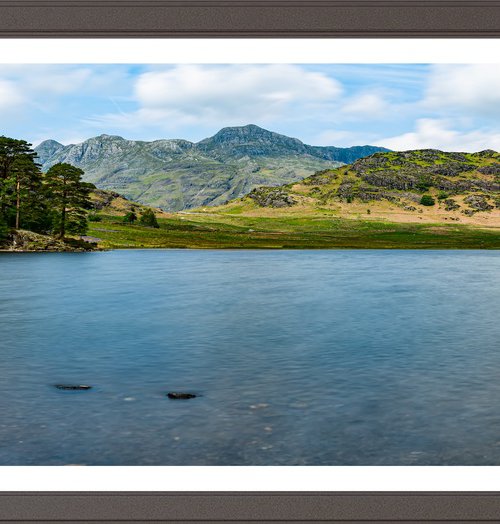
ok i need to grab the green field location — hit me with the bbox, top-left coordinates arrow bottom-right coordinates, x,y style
88,212 -> 500,250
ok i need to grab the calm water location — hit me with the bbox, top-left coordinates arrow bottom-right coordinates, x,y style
0,249 -> 499,465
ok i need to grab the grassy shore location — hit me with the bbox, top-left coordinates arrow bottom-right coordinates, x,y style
88,212 -> 500,250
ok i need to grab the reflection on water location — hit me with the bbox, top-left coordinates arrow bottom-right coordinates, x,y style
0,249 -> 499,465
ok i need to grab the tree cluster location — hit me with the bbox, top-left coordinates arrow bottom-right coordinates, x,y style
0,136 -> 93,243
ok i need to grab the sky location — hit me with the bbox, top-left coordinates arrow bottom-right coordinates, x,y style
1,63 -> 500,152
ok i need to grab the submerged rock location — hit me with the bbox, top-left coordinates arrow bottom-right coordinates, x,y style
55,384 -> 92,390
167,392 -> 196,400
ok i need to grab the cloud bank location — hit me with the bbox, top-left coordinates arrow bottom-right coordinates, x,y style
1,63 -> 500,152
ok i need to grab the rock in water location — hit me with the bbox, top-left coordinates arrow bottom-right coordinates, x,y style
55,384 -> 92,390
167,392 -> 196,400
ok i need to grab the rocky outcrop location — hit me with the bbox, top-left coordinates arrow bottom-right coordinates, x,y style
4,230 -> 96,252
90,189 -> 123,210
444,198 -> 460,211
477,163 -> 500,176
464,194 -> 494,212
248,187 -> 296,208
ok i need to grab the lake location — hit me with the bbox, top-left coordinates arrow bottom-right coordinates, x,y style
0,249 -> 499,465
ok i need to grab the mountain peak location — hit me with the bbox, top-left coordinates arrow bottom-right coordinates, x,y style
211,124 -> 299,141
34,139 -> 65,164
38,139 -> 64,148
93,134 -> 126,142
197,125 -> 306,158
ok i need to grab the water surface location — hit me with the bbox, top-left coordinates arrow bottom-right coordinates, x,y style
0,249 -> 499,465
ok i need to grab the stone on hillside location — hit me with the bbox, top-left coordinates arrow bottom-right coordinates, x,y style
248,188 -> 296,208
444,199 -> 460,211
464,194 -> 494,212
478,163 -> 500,176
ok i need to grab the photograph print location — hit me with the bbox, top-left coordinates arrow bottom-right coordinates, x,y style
0,63 -> 499,465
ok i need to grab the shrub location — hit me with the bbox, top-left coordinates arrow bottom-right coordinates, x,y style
123,211 -> 137,224
416,175 -> 433,191
88,213 -> 102,222
420,195 -> 436,206
139,209 -> 159,228
437,191 -> 449,200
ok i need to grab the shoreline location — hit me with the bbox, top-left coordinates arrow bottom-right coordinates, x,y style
2,245 -> 500,253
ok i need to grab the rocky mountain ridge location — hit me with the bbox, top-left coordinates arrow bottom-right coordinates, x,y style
35,125 -> 387,211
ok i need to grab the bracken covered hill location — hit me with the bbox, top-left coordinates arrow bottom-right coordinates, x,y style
214,149 -> 500,226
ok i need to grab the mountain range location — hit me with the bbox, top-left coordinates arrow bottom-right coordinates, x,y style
35,125 -> 387,211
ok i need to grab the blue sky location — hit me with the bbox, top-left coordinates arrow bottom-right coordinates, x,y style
1,63 -> 500,151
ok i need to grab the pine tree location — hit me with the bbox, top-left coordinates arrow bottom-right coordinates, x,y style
0,213 -> 8,245
0,136 -> 39,228
11,155 -> 43,229
44,163 -> 92,238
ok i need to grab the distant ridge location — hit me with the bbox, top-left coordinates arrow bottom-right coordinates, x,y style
35,125 -> 388,211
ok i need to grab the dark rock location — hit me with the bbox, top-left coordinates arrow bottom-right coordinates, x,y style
303,169 -> 338,185
337,181 -> 356,201
464,194 -> 494,212
444,198 -> 460,211
80,235 -> 101,244
359,170 -> 421,191
248,188 -> 296,208
55,384 -> 92,390
474,149 -> 499,158
430,163 -> 475,176
167,392 -> 197,399
477,163 -> 500,176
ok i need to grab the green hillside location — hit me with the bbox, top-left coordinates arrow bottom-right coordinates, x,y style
212,149 -> 500,227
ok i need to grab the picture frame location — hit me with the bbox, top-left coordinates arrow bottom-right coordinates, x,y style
1,0 -> 500,521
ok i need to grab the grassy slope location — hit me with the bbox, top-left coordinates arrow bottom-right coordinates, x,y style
88,149 -> 500,249
88,212 -> 500,250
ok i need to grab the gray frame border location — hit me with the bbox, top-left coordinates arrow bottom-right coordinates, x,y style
1,0 -> 500,521
2,491 -> 500,521
1,0 -> 500,37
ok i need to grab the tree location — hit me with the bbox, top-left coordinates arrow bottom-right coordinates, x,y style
11,156 -> 43,229
0,136 -> 37,181
123,211 -> 137,224
420,194 -> 436,206
139,208 -> 159,228
0,136 -> 40,228
0,214 -> 8,245
44,163 -> 91,238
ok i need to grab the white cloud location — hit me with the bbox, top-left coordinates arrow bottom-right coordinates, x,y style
27,67 -> 93,95
425,64 -> 500,118
0,65 -> 129,97
340,92 -> 390,118
96,64 -> 342,131
0,79 -> 24,112
376,118 -> 500,152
